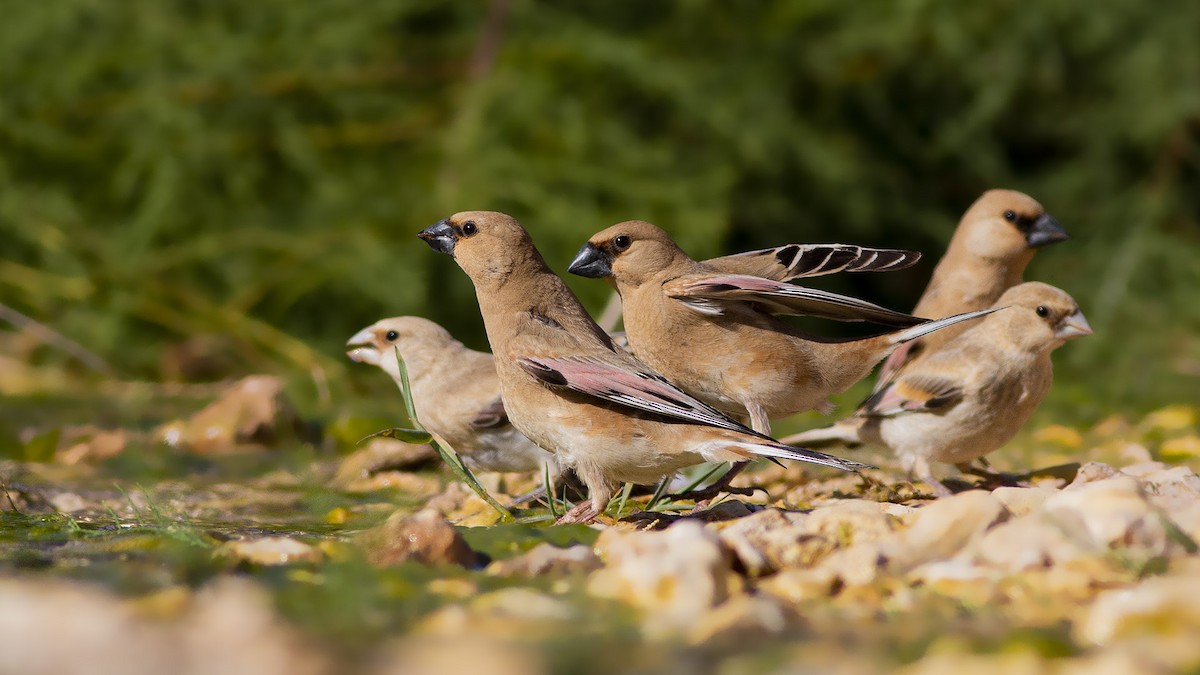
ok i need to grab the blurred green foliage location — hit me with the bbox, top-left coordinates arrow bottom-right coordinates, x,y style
1,0 -> 1197,418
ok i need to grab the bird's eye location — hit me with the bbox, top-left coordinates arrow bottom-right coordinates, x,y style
1003,210 -> 1018,223
613,235 -> 631,250
461,221 -> 478,236
385,330 -> 399,341
1035,306 -> 1049,318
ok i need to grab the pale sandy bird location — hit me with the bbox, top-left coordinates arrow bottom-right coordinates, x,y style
418,211 -> 869,522
346,316 -> 556,476
568,221 -> 995,434
873,189 -> 1069,386
782,282 -> 1092,495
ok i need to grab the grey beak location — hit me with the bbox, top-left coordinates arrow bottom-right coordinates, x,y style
567,242 -> 613,278
418,219 -> 456,255
1026,213 -> 1070,248
1056,309 -> 1093,339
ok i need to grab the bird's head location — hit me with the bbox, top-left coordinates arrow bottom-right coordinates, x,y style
995,281 -> 1092,351
569,220 -> 687,287
419,211 -> 545,287
346,316 -> 455,380
958,190 -> 1069,260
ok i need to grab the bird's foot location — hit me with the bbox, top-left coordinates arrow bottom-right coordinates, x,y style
958,463 -> 1029,489
554,502 -> 599,524
667,463 -> 765,508
924,478 -> 955,498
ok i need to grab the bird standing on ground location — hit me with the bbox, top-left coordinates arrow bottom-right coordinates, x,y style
567,221 -> 995,434
872,189 -> 1069,386
782,282 -> 1092,495
346,316 -> 556,476
418,211 -> 869,522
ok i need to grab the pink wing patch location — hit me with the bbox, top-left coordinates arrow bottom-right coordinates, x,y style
516,356 -> 756,436
665,274 -> 924,326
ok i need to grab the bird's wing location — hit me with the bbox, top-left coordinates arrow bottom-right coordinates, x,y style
469,396 -> 509,429
860,374 -> 964,417
705,244 -> 920,281
515,355 -> 758,436
662,273 -> 925,326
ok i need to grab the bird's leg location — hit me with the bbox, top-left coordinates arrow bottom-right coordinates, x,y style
668,461 -> 764,505
669,401 -> 771,506
555,501 -> 600,524
905,455 -> 953,498
956,461 -> 1028,488
747,402 -> 771,435
555,470 -> 614,524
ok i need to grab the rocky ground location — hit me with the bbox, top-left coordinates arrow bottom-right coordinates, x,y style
2,378 -> 1200,674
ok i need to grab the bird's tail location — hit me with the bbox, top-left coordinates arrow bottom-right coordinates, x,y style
732,438 -> 873,473
778,418 -> 866,448
888,307 -> 1000,345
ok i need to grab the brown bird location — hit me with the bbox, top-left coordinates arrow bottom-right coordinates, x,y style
782,282 -> 1092,495
873,189 -> 1069,385
568,220 -> 995,434
418,211 -> 869,522
346,316 -> 556,476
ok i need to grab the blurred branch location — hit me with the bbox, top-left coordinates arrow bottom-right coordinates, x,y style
469,0 -> 512,79
0,302 -> 114,375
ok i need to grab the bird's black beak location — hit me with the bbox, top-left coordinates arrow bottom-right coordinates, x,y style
418,219 -> 457,255
1026,213 -> 1069,248
567,242 -> 613,278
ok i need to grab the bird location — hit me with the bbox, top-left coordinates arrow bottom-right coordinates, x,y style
567,220 -> 996,434
346,316 -> 557,477
417,211 -> 870,522
872,189 -> 1069,386
781,282 -> 1092,496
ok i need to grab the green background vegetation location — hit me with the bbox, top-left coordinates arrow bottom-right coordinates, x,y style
2,0 -> 1198,424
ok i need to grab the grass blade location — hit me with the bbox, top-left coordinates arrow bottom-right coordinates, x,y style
395,348 -> 512,522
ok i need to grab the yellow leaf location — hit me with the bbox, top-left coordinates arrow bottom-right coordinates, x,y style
1143,405 -> 1197,432
1160,436 -> 1200,462
1034,424 -> 1084,448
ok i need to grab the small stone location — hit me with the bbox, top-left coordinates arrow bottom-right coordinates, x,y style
485,543 -> 601,578
758,566 -> 839,603
374,635 -> 543,675
990,486 -> 1057,517
1070,462 -> 1121,485
588,520 -> 735,635
1077,575 -> 1200,646
883,490 -> 1008,572
220,537 -> 323,566
814,541 -> 886,586
413,589 -> 574,642
426,578 -> 477,599
1127,464 -> 1200,511
46,492 -> 88,514
965,515 -> 1093,572
342,471 -> 443,498
898,651 -> 1049,675
56,428 -> 130,464
180,577 -> 330,675
716,501 -> 896,576
715,508 -> 806,577
358,509 -> 480,567
332,437 -> 437,489
687,593 -> 799,645
155,375 -> 306,453
1046,476 -> 1168,551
